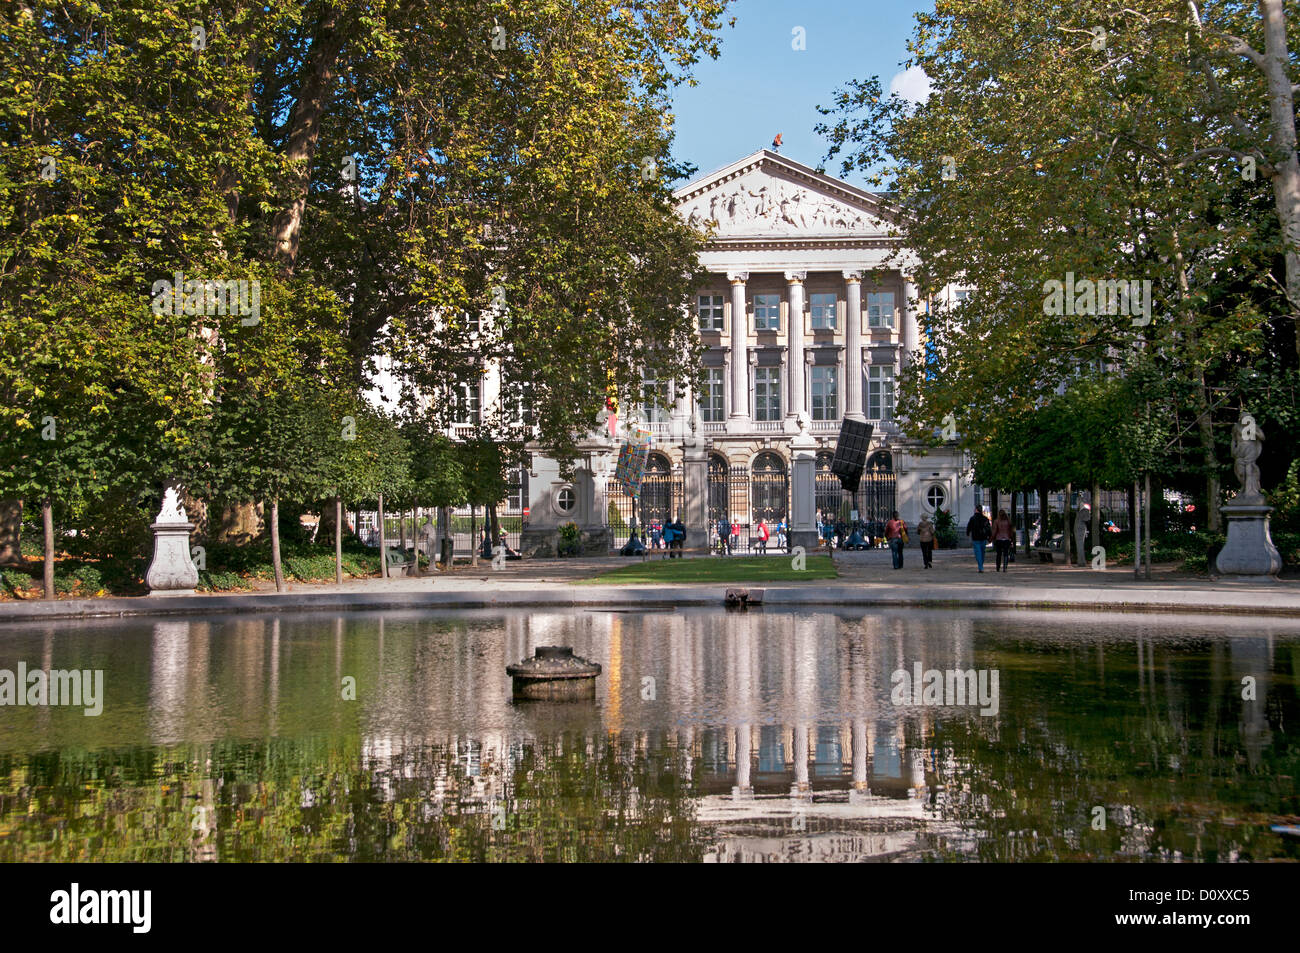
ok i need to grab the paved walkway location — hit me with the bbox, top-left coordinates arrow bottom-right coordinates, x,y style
2,546 -> 1299,622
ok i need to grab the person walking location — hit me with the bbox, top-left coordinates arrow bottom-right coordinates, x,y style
885,511 -> 907,569
650,521 -> 662,550
991,508 -> 1014,572
966,505 -> 992,573
776,518 -> 787,551
917,514 -> 936,569
756,518 -> 770,554
716,515 -> 732,555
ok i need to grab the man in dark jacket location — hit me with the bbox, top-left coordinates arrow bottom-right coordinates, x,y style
966,505 -> 992,573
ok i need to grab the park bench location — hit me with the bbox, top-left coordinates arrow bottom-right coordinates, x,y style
385,548 -> 413,575
1033,546 -> 1066,564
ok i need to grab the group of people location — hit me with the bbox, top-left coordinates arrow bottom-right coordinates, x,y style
478,528 -> 522,561
817,513 -> 874,551
874,504 -> 1015,572
623,517 -> 687,557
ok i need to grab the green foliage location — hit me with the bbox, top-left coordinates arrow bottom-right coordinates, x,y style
933,508 -> 959,548
557,521 -> 581,557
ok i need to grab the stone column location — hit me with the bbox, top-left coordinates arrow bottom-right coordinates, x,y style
785,271 -> 807,429
789,426 -> 818,550
844,271 -> 864,421
727,272 -> 750,429
901,275 -> 920,370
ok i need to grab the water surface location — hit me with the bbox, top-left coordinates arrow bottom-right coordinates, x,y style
0,608 -> 1296,862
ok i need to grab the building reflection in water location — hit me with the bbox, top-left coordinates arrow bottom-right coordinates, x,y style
5,606 -> 1288,862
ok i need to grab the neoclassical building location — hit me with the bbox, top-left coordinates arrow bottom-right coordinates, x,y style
520,150 -> 972,555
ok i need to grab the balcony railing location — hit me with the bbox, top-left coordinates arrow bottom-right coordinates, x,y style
753,420 -> 784,433
701,421 -> 726,434
810,419 -> 841,433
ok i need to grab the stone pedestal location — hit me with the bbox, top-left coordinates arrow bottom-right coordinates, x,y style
1215,501 -> 1281,579
789,430 -> 819,552
146,521 -> 199,595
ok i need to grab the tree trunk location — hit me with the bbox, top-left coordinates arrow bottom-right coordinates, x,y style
399,508 -> 407,552
1063,483 -> 1073,565
1134,479 -> 1142,576
1144,472 -> 1152,579
42,499 -> 54,601
270,499 -> 285,592
1192,370 -> 1222,531
0,499 -> 21,566
470,505 -> 478,568
1091,480 -> 1101,555
214,501 -> 264,544
437,506 -> 449,571
269,8 -> 346,271
334,496 -> 344,585
378,492 -> 388,579
1257,0 -> 1300,360
1037,483 -> 1050,548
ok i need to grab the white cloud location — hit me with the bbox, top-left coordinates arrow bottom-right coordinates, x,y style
888,65 -> 932,104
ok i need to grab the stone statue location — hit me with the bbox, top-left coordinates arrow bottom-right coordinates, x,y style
1231,416 -> 1265,502
156,486 -> 188,524
1073,502 -> 1090,565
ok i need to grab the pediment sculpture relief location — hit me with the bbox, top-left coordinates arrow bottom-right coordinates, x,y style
682,180 -> 876,234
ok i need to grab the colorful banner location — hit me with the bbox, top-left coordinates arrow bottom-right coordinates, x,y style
615,427 -> 651,497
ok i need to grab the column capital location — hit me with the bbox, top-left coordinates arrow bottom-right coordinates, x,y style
727,271 -> 749,284
784,270 -> 806,284
842,270 -> 862,283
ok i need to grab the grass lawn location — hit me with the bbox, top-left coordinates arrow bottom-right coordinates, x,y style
576,554 -> 837,585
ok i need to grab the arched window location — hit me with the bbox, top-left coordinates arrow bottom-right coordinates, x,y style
646,451 -> 671,476
814,450 -> 840,519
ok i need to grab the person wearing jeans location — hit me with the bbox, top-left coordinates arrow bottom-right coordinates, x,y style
885,511 -> 906,570
966,505 -> 991,573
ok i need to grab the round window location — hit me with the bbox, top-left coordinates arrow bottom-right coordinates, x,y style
555,487 -> 576,513
926,485 -> 947,511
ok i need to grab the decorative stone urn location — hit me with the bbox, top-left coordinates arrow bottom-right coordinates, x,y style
506,646 -> 601,701
1216,415 -> 1281,580
145,487 -> 200,596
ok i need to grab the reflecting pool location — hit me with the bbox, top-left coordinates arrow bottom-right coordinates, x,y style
0,608 -> 1297,862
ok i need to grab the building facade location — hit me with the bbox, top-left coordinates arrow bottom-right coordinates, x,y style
520,150 -> 972,555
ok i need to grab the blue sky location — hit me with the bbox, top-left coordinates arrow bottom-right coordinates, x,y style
669,0 -> 931,188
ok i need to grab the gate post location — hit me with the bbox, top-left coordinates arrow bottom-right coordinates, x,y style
789,428 -> 819,551
683,441 -> 709,553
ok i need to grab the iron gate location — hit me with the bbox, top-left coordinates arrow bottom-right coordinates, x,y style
857,451 -> 897,539
707,453 -> 789,554
609,465 -> 682,550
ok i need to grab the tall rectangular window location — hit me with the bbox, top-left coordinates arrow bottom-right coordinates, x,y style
700,367 -> 725,422
641,373 -> 670,423
697,294 -> 724,331
454,381 -> 481,424
754,366 -> 781,421
811,366 -> 838,420
810,293 -> 837,330
868,292 -> 895,328
868,365 -> 894,421
754,293 -> 780,331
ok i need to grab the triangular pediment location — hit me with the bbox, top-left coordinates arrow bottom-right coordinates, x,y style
674,150 -> 896,240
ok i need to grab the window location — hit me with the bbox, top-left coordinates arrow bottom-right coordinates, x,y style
867,365 -> 894,420
453,381 -> 480,424
697,294 -> 724,331
926,485 -> 947,511
754,293 -> 780,331
700,367 -> 725,422
508,468 -> 530,511
868,292 -> 895,328
555,487 -> 576,513
641,373 -> 670,424
810,293 -> 837,330
954,289 -> 972,307
811,366 -> 838,420
754,366 -> 781,421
